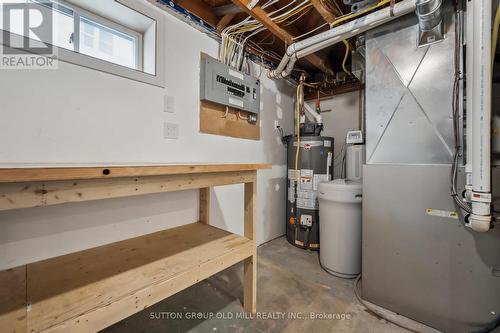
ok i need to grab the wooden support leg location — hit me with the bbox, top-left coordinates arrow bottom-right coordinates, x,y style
0,266 -> 27,332
199,188 -> 210,224
243,178 -> 256,313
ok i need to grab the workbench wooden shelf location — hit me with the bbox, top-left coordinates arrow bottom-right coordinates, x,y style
0,163 -> 270,333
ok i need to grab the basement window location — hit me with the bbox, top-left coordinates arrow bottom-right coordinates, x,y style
79,17 -> 139,70
0,0 -> 165,87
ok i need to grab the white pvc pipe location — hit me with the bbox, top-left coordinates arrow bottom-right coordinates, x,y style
465,0 -> 473,186
269,0 -> 416,78
470,0 -> 492,232
304,103 -> 323,124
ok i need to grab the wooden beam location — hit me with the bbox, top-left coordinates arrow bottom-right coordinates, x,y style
199,188 -> 210,224
0,171 -> 257,211
0,163 -> 271,183
310,0 -> 341,23
173,0 -> 219,27
213,3 -> 242,16
231,0 -> 291,43
231,0 -> 332,74
216,13 -> 237,33
305,82 -> 364,101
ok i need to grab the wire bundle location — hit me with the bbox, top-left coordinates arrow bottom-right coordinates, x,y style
219,0 -> 322,71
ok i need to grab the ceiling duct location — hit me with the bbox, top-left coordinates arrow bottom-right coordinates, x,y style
415,0 -> 444,46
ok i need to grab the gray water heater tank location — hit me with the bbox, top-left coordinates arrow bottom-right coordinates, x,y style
286,136 -> 334,250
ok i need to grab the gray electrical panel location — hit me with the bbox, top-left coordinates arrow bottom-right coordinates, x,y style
200,57 -> 260,114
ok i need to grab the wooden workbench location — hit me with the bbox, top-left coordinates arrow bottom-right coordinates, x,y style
0,163 -> 271,332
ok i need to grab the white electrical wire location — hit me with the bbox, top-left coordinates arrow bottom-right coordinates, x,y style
292,22 -> 329,40
220,0 -> 313,69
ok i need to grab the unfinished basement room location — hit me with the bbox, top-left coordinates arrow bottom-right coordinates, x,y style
0,0 -> 499,332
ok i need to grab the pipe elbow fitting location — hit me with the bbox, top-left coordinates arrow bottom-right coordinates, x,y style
469,214 -> 491,232
286,44 -> 297,57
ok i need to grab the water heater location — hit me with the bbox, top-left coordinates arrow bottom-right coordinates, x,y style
286,136 -> 334,250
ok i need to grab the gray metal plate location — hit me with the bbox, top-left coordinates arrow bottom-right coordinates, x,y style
363,6 -> 500,332
365,13 -> 454,164
362,164 -> 500,333
200,57 -> 260,114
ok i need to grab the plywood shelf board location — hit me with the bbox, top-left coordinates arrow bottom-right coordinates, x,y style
24,222 -> 253,332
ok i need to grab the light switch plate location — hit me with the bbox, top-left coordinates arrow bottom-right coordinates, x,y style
164,122 -> 179,139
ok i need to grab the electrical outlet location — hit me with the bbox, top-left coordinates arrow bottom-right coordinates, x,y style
163,122 -> 179,139
274,120 -> 280,129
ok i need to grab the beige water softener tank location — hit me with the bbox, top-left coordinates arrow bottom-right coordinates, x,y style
318,144 -> 365,278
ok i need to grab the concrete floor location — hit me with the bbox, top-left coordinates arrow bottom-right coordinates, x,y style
103,237 -> 408,333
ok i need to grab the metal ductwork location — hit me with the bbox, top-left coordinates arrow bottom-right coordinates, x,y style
415,0 -> 444,46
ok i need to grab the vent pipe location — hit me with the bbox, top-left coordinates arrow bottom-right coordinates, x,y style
415,0 -> 444,46
415,0 -> 442,32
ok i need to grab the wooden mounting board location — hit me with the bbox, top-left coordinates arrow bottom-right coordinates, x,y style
200,100 -> 260,140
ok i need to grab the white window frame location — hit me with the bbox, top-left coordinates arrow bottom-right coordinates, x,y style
1,0 -> 165,87
74,6 -> 144,71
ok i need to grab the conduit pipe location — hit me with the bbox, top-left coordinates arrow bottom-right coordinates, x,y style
470,0 -> 492,232
268,0 -> 416,78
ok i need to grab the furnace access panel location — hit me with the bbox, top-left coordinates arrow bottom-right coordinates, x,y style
200,57 -> 260,114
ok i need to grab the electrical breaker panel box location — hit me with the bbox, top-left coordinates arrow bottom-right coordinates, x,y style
200,57 -> 260,114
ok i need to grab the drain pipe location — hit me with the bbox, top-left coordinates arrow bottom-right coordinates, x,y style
465,0 -> 474,193
470,0 -> 492,232
269,0 -> 416,79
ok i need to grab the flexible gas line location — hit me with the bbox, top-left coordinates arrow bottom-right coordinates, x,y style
342,40 -> 352,77
294,82 -> 302,180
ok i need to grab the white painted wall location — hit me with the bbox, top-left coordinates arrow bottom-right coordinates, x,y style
0,2 -> 295,270
308,91 -> 361,179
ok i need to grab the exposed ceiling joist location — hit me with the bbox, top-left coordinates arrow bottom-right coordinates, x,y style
213,3 -> 243,16
230,0 -> 332,74
305,82 -> 364,100
310,0 -> 340,23
216,13 -> 237,32
173,0 -> 219,27
231,0 -> 291,43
